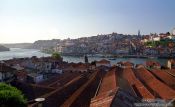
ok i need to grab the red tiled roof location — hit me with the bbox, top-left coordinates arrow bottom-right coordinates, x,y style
14,81 -> 54,101
96,59 -> 110,64
98,68 -> 117,94
145,61 -> 160,67
61,71 -> 98,107
134,79 -> 155,99
135,68 -> 175,100
90,68 -> 117,107
70,71 -> 103,107
77,64 -> 88,69
68,63 -> 89,70
150,69 -> 175,89
123,68 -> 155,99
30,74 -> 86,107
122,61 -> 134,66
90,89 -> 118,107
135,64 -> 144,69
64,63 -> 89,72
165,69 -> 175,76
39,72 -> 80,87
123,68 -> 136,85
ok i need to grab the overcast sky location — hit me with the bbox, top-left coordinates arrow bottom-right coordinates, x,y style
0,0 -> 175,43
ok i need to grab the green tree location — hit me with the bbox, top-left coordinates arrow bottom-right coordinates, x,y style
0,83 -> 27,107
52,52 -> 61,59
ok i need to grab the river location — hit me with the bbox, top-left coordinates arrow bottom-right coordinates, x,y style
0,48 -> 168,66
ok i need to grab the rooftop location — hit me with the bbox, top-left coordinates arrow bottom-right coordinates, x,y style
123,68 -> 155,99
96,59 -> 110,64
90,68 -> 117,107
151,69 -> 175,89
135,67 -> 175,99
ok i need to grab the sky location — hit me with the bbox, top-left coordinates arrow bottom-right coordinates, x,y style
0,0 -> 175,43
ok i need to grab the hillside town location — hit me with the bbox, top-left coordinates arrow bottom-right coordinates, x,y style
1,0 -> 175,106
29,28 -> 175,58
0,54 -> 175,107
1,29 -> 175,107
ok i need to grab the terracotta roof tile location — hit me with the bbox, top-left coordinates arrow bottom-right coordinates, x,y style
151,69 -> 175,89
145,61 -> 161,67
135,68 -> 175,100
122,61 -> 134,66
96,59 -> 110,64
123,68 -> 155,99
90,68 -> 117,107
98,68 -> 117,94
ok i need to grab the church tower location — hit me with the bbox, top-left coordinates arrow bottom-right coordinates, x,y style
138,30 -> 141,37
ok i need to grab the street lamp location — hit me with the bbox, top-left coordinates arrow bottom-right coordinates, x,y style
34,98 -> 45,107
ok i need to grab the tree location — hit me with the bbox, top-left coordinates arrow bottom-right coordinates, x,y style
0,83 -> 27,107
52,52 -> 61,59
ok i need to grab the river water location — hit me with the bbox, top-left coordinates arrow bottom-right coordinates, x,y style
0,48 -> 168,66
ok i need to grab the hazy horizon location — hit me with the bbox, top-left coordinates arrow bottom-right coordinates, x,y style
0,0 -> 175,43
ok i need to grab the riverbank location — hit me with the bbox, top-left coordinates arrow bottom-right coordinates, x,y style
61,53 -> 174,59
41,48 -> 174,59
0,45 -> 10,52
0,48 -> 168,66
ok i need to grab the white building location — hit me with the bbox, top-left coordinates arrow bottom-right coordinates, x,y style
55,44 -> 66,53
51,69 -> 63,74
27,73 -> 44,83
172,28 -> 175,35
12,64 -> 24,71
65,40 -> 74,46
167,59 -> 175,69
153,36 -> 160,41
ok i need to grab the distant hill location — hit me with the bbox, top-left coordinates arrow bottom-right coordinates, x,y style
3,43 -> 32,49
31,39 -> 61,49
0,45 -> 10,52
